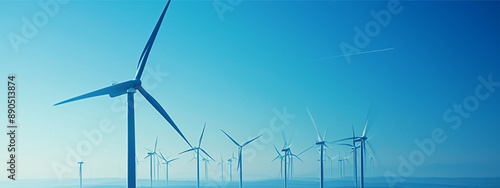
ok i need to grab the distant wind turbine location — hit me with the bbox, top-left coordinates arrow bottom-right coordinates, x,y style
227,153 -> 237,182
202,157 -> 212,181
217,154 -> 224,182
53,1 -> 192,188
158,152 -> 178,187
179,123 -> 214,188
77,161 -> 83,188
221,130 -> 262,188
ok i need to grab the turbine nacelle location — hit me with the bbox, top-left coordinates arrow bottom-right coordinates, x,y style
316,141 -> 325,145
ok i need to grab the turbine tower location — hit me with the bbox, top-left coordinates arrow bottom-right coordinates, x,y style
77,161 -> 83,188
179,123 -> 214,188
221,130 -> 262,188
54,1 -> 192,188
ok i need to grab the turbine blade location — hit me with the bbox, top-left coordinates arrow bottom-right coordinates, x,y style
138,86 -> 192,148
200,148 -> 215,161
242,134 -> 262,147
330,137 -> 357,143
134,0 -> 171,80
323,128 -> 328,141
168,158 -> 179,163
272,156 -> 280,162
306,107 -> 322,141
179,148 -> 196,155
154,136 -> 158,153
362,104 -> 372,137
199,123 -> 206,148
220,129 -> 241,147
273,145 -> 282,156
54,80 -> 135,106
297,144 -> 314,156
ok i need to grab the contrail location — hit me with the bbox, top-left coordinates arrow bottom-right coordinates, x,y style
311,48 -> 394,62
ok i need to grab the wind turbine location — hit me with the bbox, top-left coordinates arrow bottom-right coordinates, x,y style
77,161 -> 83,188
306,107 -> 330,188
227,153 -> 237,182
145,137 -> 160,182
179,123 -> 214,188
202,157 -> 212,181
338,128 -> 360,187
217,154 -> 224,182
332,106 -> 375,188
326,154 -> 338,179
158,152 -> 178,187
53,1 -> 192,188
221,130 -> 262,188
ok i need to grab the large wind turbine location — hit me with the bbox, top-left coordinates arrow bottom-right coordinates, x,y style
306,107 -> 330,188
221,130 -> 261,188
338,126 -> 360,187
53,1 -> 192,188
179,123 -> 214,188
333,106 -> 374,188
77,161 -> 83,188
158,152 -> 178,187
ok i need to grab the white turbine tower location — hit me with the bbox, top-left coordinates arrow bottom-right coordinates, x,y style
54,1 -> 192,188
221,130 -> 262,188
77,161 -> 83,188
179,123 -> 214,188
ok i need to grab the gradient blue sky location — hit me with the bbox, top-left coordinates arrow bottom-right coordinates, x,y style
1,0 -> 499,182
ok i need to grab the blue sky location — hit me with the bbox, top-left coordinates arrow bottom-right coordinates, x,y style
1,0 -> 499,182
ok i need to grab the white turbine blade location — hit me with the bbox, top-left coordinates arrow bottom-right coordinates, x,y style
54,80 -> 136,106
362,104 -> 372,137
199,123 -> 206,148
134,0 -> 172,80
220,129 -> 241,147
306,107 -> 322,141
138,86 -> 193,149
242,134 -> 262,147
323,128 -> 328,141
